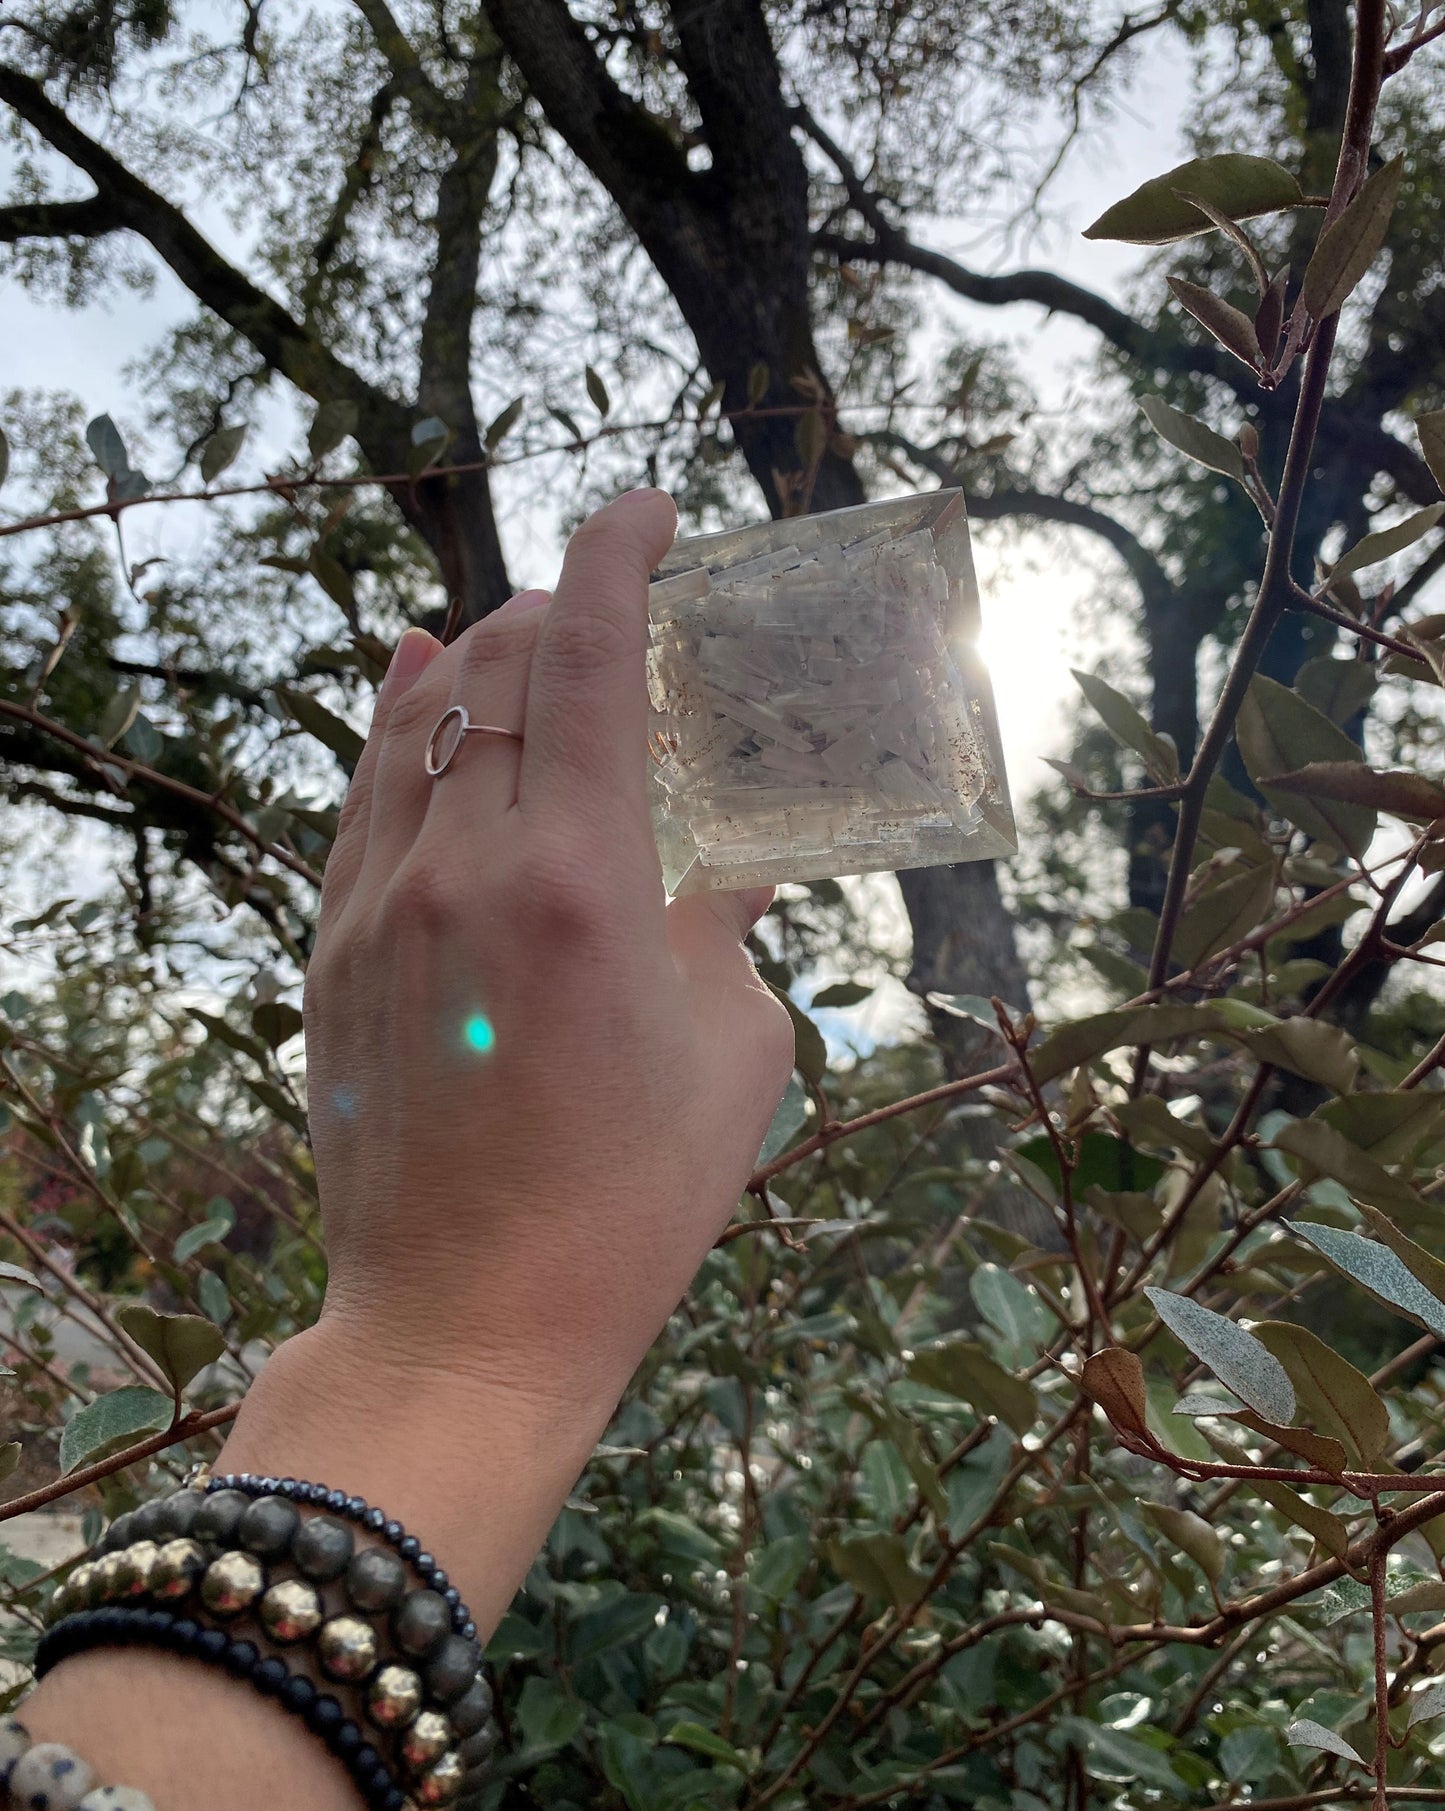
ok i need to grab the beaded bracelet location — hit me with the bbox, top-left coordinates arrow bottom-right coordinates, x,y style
1,1711 -> 154,1811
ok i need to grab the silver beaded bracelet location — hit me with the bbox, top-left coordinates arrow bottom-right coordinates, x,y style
1,1714 -> 154,1811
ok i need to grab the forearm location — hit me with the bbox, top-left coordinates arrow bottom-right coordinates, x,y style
21,1319 -> 623,1809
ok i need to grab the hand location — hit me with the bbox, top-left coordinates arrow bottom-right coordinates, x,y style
299,488 -> 792,1417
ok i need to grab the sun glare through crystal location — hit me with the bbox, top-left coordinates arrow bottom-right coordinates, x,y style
464,1014 -> 496,1054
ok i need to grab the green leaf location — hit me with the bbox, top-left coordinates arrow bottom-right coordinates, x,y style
1072,669 -> 1179,782
1165,277 -> 1261,368
1328,504 -> 1444,583
174,1201 -> 235,1265
1407,1681 -> 1445,1728
1286,1719 -> 1362,1765
1418,411 -> 1445,496
826,1532 -> 928,1609
1172,864 -> 1277,968
1236,676 -> 1375,858
408,415 -> 451,475
200,424 -> 247,484
275,687 -> 365,768
907,1340 -> 1037,1433
123,713 -> 164,766
1295,656 -> 1377,727
198,1269 -> 231,1326
746,361 -> 769,405
1289,1221 -> 1445,1337
96,683 -> 142,751
569,1591 -> 665,1662
584,366 -> 611,418
757,1075 -> 808,1164
1139,395 -> 1244,480
811,980 -> 873,1008
1237,1019 -> 1358,1095
0,1442 -> 19,1483
307,399 -> 358,461
548,404 -> 582,441
0,1261 -> 45,1292
794,408 -> 828,467
749,1533 -> 810,1602
1255,1479 -> 1349,1560
1059,1717 -> 1188,1792
1318,1090 -> 1445,1166
516,1675 -> 586,1751
1269,761 -> 1445,824
58,1386 -> 173,1474
307,549 -> 356,613
764,981 -> 827,1086
1145,1287 -> 1296,1424
1252,1321 -> 1389,1466
1301,155 -> 1404,321
86,413 -> 131,478
663,1722 -> 746,1770
485,396 -> 524,450
1271,1118 -> 1425,1215
252,1001 -> 304,1050
1031,1002 -> 1228,1084
1083,153 -> 1302,245
1139,1502 -> 1224,1582
697,378 -> 726,419
113,1302 -> 227,1392
1015,1131 -> 1165,1194
970,1264 -> 1053,1353
1355,1205 -> 1445,1312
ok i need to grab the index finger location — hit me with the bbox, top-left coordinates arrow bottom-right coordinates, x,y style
518,489 -> 677,832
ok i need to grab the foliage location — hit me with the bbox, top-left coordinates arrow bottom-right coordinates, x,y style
5,1 -> 1445,1808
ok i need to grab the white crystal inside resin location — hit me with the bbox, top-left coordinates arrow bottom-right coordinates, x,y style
648,490 -> 1015,894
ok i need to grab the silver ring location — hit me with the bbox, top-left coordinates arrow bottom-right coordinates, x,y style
424,704 -> 524,777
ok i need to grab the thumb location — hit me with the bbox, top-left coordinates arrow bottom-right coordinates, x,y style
665,886 -> 774,993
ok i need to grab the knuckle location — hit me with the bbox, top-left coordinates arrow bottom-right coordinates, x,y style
380,855 -> 457,937
458,611 -> 540,674
539,602 -> 641,679
506,833 -> 614,940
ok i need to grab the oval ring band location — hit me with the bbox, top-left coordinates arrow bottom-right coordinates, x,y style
424,704 -> 524,778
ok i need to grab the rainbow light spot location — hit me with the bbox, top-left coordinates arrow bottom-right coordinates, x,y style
464,1014 -> 496,1055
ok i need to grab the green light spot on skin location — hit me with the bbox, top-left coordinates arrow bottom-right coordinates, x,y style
465,1014 -> 496,1054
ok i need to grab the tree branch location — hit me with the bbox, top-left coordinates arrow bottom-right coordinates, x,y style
0,193 -> 114,240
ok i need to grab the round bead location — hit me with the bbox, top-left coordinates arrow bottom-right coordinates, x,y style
293,1515 -> 354,1582
197,1628 -> 230,1663
282,1676 -> 317,1715
1,1715 -> 30,1787
200,1550 -> 265,1616
194,1488 -> 249,1546
366,1663 -> 424,1729
334,1721 -> 362,1757
318,1614 -> 379,1682
237,1494 -> 300,1559
260,1578 -> 324,1643
393,1589 -> 451,1659
253,1656 -> 288,1694
171,1618 -> 201,1650
94,1552 -> 128,1602
79,1791 -> 159,1811
223,1638 -> 258,1675
158,1491 -> 204,1540
457,1723 -> 499,1767
278,1478 -> 298,1496
103,1511 -> 138,1553
326,1489 -> 348,1513
132,1499 -> 170,1544
381,1791 -> 407,1811
447,1675 -> 493,1740
363,1507 -> 386,1532
347,1547 -> 407,1613
150,1539 -> 207,1600
345,1495 -> 367,1519
414,1553 -> 435,1579
112,1541 -> 160,1598
400,1710 -> 453,1772
413,1751 -> 465,1806
398,1534 -> 421,1561
306,1695 -> 344,1736
382,1520 -> 404,1544
425,1635 -> 482,1706
9,1742 -> 96,1810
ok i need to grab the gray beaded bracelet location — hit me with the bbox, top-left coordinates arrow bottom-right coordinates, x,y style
1,1714 -> 154,1811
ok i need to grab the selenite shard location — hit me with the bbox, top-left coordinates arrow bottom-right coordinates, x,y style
647,490 -> 1014,894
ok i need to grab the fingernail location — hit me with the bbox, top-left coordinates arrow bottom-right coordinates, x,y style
381,627 -> 436,698
494,587 -> 550,618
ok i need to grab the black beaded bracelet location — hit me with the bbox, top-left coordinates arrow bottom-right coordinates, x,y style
200,1475 -> 476,1641
36,1608 -> 407,1811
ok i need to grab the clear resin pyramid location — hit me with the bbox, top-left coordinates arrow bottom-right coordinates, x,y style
647,490 -> 1015,894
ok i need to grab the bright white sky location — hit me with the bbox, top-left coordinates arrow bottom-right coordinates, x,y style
1,26 -> 1198,810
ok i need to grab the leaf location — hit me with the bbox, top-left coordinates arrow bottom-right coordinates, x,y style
174,1201 -> 235,1264
1290,1221 -> 1445,1337
1256,265 -> 1289,362
1139,394 -> 1245,480
1319,1090 -> 1445,1166
1328,504 -> 1444,583
1418,411 -> 1445,496
547,405 -> 582,441
1031,1002 -> 1228,1084
252,1001 -> 304,1050
1286,1719 -> 1362,1765
485,396 -> 524,450
198,1269 -> 231,1326
825,1532 -> 928,1609
811,980 -> 873,1008
749,1533 -> 810,1602
1140,1501 -> 1224,1581
0,1261 -> 44,1292
794,408 -> 828,467
307,550 -> 356,613
408,416 -> 451,475
1256,1479 -> 1349,1560
58,1386 -> 173,1475
0,425 -> 9,493
1237,1019 -> 1358,1095
1407,1681 -> 1445,1728
1084,153 -> 1302,244
663,1723 -> 746,1771
1234,1409 -> 1349,1477
275,686 -> 365,768
1236,676 -> 1375,858
764,981 -> 827,1086
747,361 -> 769,405
113,1302 -> 227,1392
1166,277 -> 1261,369
1072,669 -> 1179,782
1269,762 -> 1445,823
1015,1131 -> 1165,1195
200,424 -> 247,484
1301,155 -> 1404,321
1144,1288 -> 1296,1424
516,1675 -> 586,1751
1356,1205 -> 1445,1311
86,414 -> 131,478
757,1075 -> 808,1164
0,1441 -> 19,1482
584,366 -> 611,418
1080,1347 -> 1151,1440
1295,655 -> 1377,726
96,683 -> 142,751
1253,1321 -> 1389,1466
1271,1118 -> 1426,1215
907,1340 -> 1037,1433
569,1591 -> 666,1661
307,399 -> 358,461
113,470 -> 151,502
1172,864 -> 1277,967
